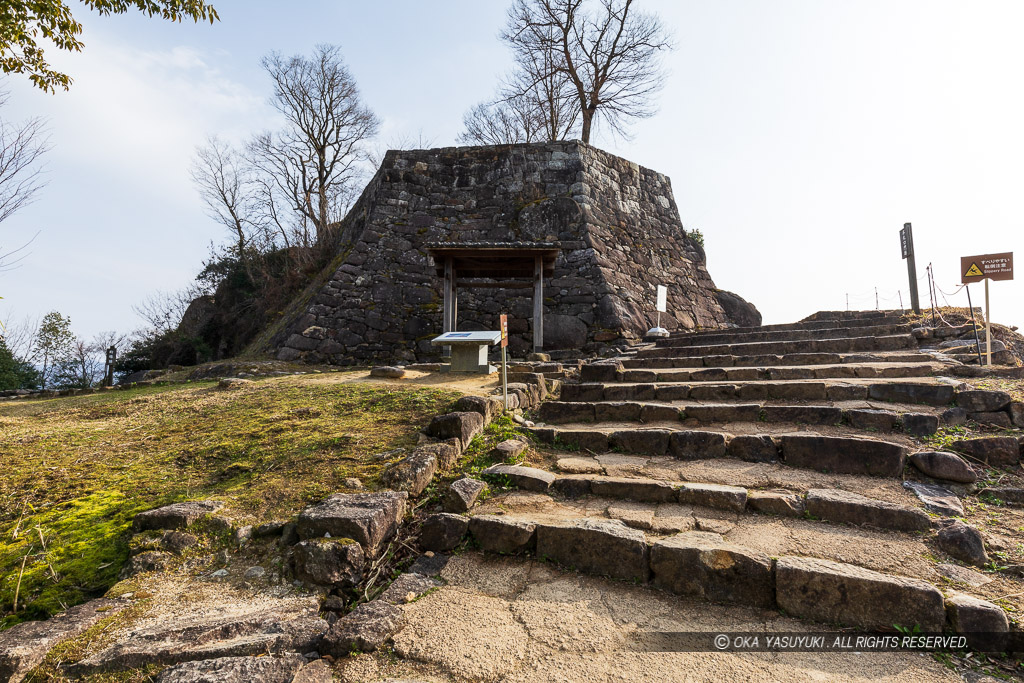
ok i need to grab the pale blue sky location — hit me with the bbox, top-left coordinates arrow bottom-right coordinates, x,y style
4,0 -> 1023,340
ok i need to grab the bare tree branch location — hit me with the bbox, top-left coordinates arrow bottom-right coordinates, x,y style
500,0 -> 673,144
0,90 -> 50,269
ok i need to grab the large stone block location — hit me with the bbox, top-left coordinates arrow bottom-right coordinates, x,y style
945,594 -> 1009,652
609,429 -> 671,455
677,483 -> 747,512
952,437 -> 1020,467
668,430 -> 729,460
481,464 -> 555,492
381,450 -> 437,497
538,401 -> 596,424
775,556 -> 945,631
867,383 -> 955,406
133,500 -> 223,532
909,451 -> 976,483
320,601 -> 404,655
420,513 -> 469,552
727,435 -> 778,462
425,411 -> 485,449
589,476 -> 677,503
297,491 -> 407,555
293,539 -> 364,587
779,435 -> 906,477
650,532 -> 774,608
468,516 -> 536,554
536,519 -> 649,582
805,489 -> 931,532
956,390 -> 1012,413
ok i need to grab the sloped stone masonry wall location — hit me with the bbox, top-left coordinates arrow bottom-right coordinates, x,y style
273,141 -> 752,364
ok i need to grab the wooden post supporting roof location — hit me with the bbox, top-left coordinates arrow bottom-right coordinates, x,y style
533,256 -> 544,352
425,242 -> 559,354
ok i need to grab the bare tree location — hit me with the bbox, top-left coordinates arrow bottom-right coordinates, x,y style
133,286 -> 204,336
190,136 -> 260,260
257,44 -> 379,247
0,91 -> 49,269
458,99 -> 543,146
502,0 -> 673,143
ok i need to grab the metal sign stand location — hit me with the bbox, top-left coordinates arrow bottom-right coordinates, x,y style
985,279 -> 992,367
960,251 -> 1014,367
965,285 -> 984,367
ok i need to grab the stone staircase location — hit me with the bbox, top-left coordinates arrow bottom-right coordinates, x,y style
458,311 -> 1023,640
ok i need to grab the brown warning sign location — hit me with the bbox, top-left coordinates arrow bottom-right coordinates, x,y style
961,252 -> 1013,284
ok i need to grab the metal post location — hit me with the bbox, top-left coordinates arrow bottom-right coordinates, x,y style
898,291 -> 903,312
875,287 -> 879,310
846,293 -> 849,311
985,278 -> 992,366
442,257 -> 453,357
966,285 -> 983,366
902,223 -> 921,314
929,264 -> 938,327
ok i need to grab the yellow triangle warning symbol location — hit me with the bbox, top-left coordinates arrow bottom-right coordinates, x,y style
964,262 -> 984,277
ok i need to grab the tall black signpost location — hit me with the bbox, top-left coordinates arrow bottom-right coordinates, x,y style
900,223 -> 921,314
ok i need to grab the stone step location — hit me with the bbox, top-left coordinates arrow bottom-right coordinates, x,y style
636,334 -> 918,360
499,471 -> 934,534
536,400 -> 941,436
614,356 -> 937,370
672,314 -> 909,338
463,503 -> 978,633
559,380 -> 956,407
657,323 -> 913,348
531,427 -> 909,478
617,363 -> 936,383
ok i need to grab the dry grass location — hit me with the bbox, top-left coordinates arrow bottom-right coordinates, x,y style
0,373 -> 460,628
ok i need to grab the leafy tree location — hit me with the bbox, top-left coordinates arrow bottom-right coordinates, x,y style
31,310 -> 74,389
0,337 -> 38,390
1,0 -> 219,93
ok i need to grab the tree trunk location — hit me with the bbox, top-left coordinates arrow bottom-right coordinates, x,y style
580,109 -> 594,143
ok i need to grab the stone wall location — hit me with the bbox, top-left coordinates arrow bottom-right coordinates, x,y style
272,141 -> 756,364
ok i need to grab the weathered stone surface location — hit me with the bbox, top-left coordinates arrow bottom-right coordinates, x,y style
320,600 -> 404,655
370,366 -> 407,379
980,487 -> 1024,505
481,464 -> 555,491
154,654 -> 310,683
491,438 -> 528,462
726,435 -> 778,462
676,482 -> 747,512
902,481 -> 963,516
453,395 -> 505,423
827,384 -> 868,401
547,429 -> 609,452
901,412 -> 939,437
956,390 -> 1012,413
580,362 -> 622,383
378,572 -> 442,605
161,531 -> 199,555
1011,402 -> 1024,428
683,404 -> 760,423
381,451 -> 437,497
936,563 -> 992,587
763,405 -> 842,425
297,491 -> 407,555
217,377 -> 254,390
806,489 -> 931,531
952,437 -> 1020,467
133,500 -> 223,532
766,382 -> 827,401
468,516 -> 536,553
969,411 -> 1013,428
425,412 -> 485,449
867,383 -> 955,406
909,451 -> 977,483
538,401 -> 595,424
68,602 -> 327,677
936,521 -> 988,567
639,403 -> 682,423
559,383 -> 606,402
536,518 -> 649,582
551,475 -> 594,497
845,409 -> 899,432
416,440 -> 461,471
941,406 -> 968,427
294,538 -> 364,587
779,435 -> 906,477
651,531 -> 774,608
668,430 -> 729,459
0,598 -> 128,683
593,402 -> 641,423
420,513 -> 468,552
609,429 -> 671,455
589,476 -> 677,503
945,594 -> 1009,651
747,490 -> 805,517
775,556 -> 946,631
444,477 -> 487,512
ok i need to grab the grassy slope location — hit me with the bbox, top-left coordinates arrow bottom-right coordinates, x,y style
0,374 -> 460,628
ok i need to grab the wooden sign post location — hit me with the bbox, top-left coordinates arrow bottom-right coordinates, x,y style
900,224 -> 922,314
500,314 -> 509,410
961,252 -> 1014,366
